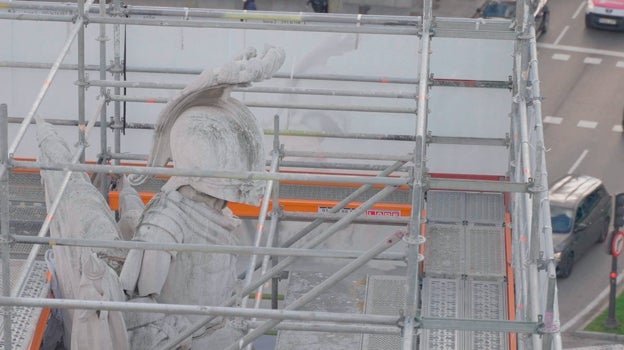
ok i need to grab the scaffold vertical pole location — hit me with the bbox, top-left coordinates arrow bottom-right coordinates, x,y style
113,0 -> 123,165
98,0 -> 109,197
1,103 -> 13,350
402,0 -> 432,348
528,22 -> 561,348
78,0 -> 87,163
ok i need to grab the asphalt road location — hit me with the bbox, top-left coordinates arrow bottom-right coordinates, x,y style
535,0 -> 624,345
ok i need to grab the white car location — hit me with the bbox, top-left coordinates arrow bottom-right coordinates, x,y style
586,0 -> 624,30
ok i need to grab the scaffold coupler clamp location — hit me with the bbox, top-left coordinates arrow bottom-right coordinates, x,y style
0,234 -> 15,247
537,314 -> 560,335
402,233 -> 425,246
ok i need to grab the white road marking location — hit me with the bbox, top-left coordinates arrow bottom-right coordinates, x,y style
554,25 -> 569,46
617,61 -> 624,68
567,149 -> 588,174
572,0 -> 586,19
543,116 -> 563,124
613,125 -> 623,132
583,57 -> 602,65
577,120 -> 598,128
552,53 -> 570,61
538,43 -> 624,59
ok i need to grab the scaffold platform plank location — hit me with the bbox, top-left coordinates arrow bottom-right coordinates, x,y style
0,260 -> 49,350
420,190 -> 509,350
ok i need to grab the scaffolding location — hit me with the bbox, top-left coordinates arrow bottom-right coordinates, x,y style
0,0 -> 562,349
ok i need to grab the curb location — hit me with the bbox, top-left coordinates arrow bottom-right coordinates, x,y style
573,330 -> 624,343
561,270 -> 624,333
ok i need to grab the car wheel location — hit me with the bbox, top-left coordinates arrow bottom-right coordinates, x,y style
557,252 -> 574,278
542,12 -> 549,34
597,218 -> 610,243
585,15 -> 593,29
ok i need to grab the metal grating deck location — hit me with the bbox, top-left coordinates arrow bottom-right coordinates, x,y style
420,190 -> 508,349
426,191 -> 465,223
420,278 -> 461,350
0,260 -> 49,350
275,271 -> 366,350
423,224 -> 465,277
424,190 -> 506,278
424,224 -> 505,278
427,191 -> 504,225
467,279 -> 508,349
466,226 -> 506,277
361,275 -> 406,350
465,192 -> 505,225
419,277 -> 508,350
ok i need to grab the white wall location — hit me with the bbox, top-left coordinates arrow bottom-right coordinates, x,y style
1,8 -> 514,176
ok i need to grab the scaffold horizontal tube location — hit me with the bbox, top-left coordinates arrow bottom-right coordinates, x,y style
428,178 -> 529,192
246,320 -> 402,335
10,235 -> 406,261
5,116 -> 416,142
428,135 -> 509,147
86,15 -> 420,35
282,212 -> 410,225
420,316 -> 540,334
107,95 -> 417,113
0,60 -> 420,84
0,12 -> 73,22
86,79 -> 418,99
0,296 -> 399,326
283,150 -> 413,162
0,1 -> 421,27
10,160 -> 410,186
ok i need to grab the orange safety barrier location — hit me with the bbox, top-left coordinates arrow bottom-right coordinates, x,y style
108,191 -> 412,218
28,271 -> 53,350
504,211 -> 517,350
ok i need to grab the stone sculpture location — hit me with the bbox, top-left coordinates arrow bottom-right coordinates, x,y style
36,116 -> 128,350
37,45 -> 285,349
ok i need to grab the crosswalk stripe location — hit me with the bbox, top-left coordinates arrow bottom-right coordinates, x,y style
577,120 -> 597,128
583,57 -> 602,65
552,53 -> 570,61
544,116 -> 563,124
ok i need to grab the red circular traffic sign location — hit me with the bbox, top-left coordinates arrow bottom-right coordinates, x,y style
611,231 -> 624,258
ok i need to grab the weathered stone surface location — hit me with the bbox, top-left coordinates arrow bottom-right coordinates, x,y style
37,46 -> 284,349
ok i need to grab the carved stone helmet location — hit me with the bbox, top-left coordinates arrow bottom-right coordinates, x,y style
161,100 -> 266,206
129,46 -> 284,205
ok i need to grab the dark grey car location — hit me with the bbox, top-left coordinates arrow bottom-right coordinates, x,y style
550,175 -> 612,278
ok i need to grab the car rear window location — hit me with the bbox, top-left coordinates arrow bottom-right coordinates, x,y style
551,206 -> 573,233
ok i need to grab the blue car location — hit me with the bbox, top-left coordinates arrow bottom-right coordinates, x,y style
480,0 -> 550,37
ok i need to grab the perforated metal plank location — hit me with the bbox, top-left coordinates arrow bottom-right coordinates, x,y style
424,224 -> 465,277
0,260 -> 49,350
465,193 -> 504,224
361,275 -> 405,350
466,279 -> 508,350
8,172 -> 45,203
426,191 -> 465,223
427,191 -> 505,225
465,225 -> 506,277
420,277 -> 508,350
275,271 -> 365,350
420,277 -> 461,350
